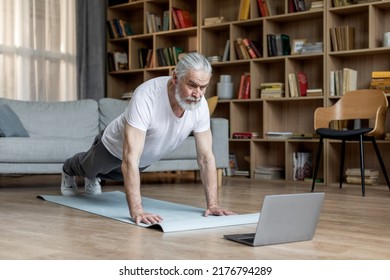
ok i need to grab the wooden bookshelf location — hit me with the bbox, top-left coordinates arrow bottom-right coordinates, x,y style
106,0 -> 390,187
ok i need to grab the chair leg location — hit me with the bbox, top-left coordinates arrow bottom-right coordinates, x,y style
312,137 -> 323,192
339,140 -> 346,189
371,138 -> 390,190
359,135 -> 366,197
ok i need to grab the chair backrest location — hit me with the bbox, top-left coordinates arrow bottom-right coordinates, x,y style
314,89 -> 388,136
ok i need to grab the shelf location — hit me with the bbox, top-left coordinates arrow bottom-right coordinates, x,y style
106,0 -> 390,185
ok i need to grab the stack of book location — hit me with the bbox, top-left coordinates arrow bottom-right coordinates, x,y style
106,19 -> 134,39
301,42 -> 323,54
156,46 -> 184,67
330,25 -> 355,52
204,16 -> 225,26
172,8 -> 194,29
234,38 -> 262,60
146,11 -> 169,33
306,88 -> 323,96
266,131 -> 293,139
267,34 -> 291,57
329,67 -> 357,96
310,1 -> 324,10
206,56 -> 222,63
260,82 -> 284,98
254,166 -> 284,180
237,72 -> 251,99
370,71 -> 390,92
332,0 -> 362,7
345,168 -> 379,185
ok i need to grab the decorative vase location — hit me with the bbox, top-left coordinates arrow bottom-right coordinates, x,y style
217,75 -> 233,99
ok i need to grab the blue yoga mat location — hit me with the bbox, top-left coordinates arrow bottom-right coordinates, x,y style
38,191 -> 259,232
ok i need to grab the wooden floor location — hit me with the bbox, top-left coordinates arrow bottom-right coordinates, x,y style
1,173 -> 390,260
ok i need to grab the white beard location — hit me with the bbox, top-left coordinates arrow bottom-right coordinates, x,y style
175,87 -> 202,111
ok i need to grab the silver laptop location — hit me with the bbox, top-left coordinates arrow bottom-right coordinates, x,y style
224,192 -> 325,246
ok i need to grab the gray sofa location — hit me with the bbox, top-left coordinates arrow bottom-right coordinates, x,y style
0,97 -> 229,186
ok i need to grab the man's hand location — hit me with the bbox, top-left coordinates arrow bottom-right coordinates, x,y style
204,206 -> 236,217
132,211 -> 163,225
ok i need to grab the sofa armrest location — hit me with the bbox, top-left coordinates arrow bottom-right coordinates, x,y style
210,118 -> 229,169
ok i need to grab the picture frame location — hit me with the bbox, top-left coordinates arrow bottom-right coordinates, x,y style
291,39 -> 307,54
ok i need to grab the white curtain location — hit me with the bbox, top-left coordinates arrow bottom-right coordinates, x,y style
0,0 -> 76,101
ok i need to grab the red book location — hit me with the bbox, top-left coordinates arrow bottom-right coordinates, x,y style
257,0 -> 269,17
297,72 -> 308,96
243,73 -> 251,99
237,74 -> 245,99
175,9 -> 193,29
242,38 -> 257,59
171,8 -> 181,29
180,10 -> 193,28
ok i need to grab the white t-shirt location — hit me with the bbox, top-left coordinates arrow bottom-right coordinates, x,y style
102,76 -> 210,168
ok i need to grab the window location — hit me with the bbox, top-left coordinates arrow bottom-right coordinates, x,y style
0,0 -> 76,101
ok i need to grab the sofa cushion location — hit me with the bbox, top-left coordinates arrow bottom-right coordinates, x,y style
0,104 -> 29,137
0,136 -> 95,163
0,98 -> 99,138
207,96 -> 218,116
99,98 -> 129,131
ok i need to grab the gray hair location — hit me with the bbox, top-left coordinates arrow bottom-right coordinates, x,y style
174,52 -> 212,80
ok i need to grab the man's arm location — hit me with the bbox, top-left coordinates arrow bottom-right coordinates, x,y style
194,129 -> 236,216
122,124 -> 163,224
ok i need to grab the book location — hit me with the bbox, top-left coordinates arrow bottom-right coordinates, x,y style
106,20 -> 116,39
306,88 -> 323,96
297,72 -> 308,96
346,168 -> 379,177
288,73 -> 299,97
145,49 -> 153,68
243,73 -> 251,99
372,71 -> 390,78
237,73 -> 246,99
233,38 -> 245,60
254,166 -> 284,180
162,10 -> 169,31
222,39 -> 230,62
275,34 -> 283,56
342,67 -> 357,95
204,16 -> 225,26
138,48 -> 149,69
171,8 -> 181,29
249,40 -> 262,58
266,131 -> 293,139
281,34 -> 291,55
176,9 -> 193,28
346,176 -> 379,185
266,34 -> 277,57
238,0 -> 251,20
257,0 -> 269,17
242,38 -> 257,59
